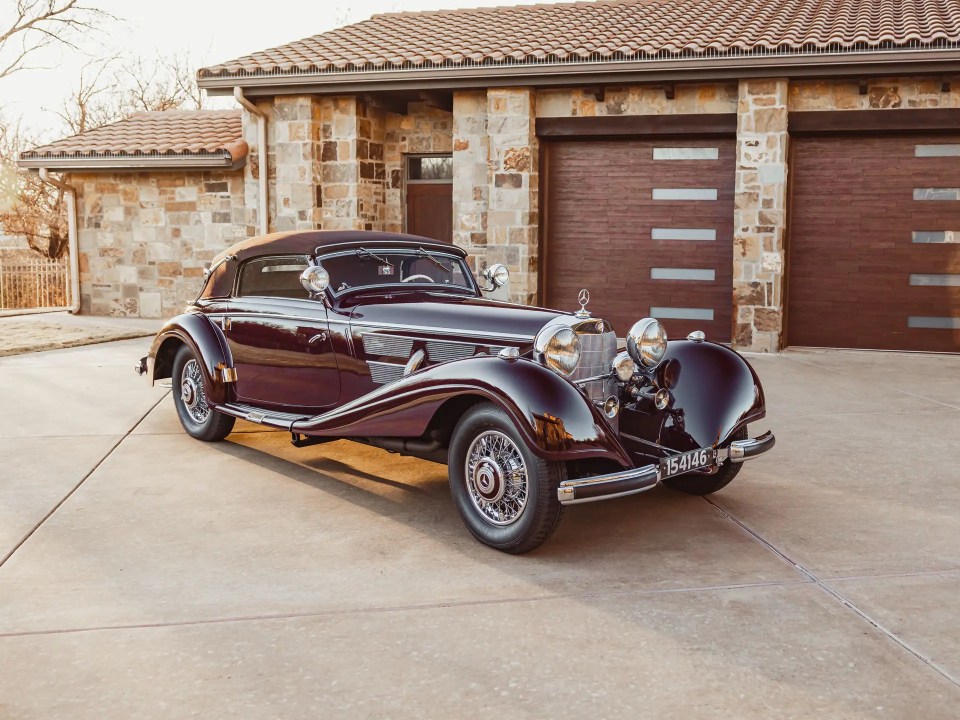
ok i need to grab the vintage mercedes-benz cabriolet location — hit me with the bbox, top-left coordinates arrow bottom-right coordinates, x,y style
138,230 -> 774,553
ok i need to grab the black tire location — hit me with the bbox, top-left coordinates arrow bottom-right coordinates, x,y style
448,403 -> 564,554
662,426 -> 748,496
171,345 -> 235,442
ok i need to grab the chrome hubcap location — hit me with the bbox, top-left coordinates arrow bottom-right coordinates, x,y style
465,430 -> 528,526
180,359 -> 209,424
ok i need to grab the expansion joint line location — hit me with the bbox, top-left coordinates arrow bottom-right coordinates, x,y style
0,392 -> 170,569
705,497 -> 960,690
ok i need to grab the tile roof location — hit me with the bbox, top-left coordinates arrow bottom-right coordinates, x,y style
20,111 -> 246,169
200,0 -> 960,80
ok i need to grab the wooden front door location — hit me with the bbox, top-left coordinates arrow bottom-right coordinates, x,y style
787,134 -> 960,352
406,155 -> 453,243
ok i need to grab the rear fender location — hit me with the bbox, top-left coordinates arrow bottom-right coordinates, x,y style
148,313 -> 235,405
290,356 -> 632,467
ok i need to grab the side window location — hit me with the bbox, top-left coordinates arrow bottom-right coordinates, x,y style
237,256 -> 310,299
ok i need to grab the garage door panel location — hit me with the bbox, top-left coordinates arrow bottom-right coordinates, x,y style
545,138 -> 735,340
788,134 -> 960,352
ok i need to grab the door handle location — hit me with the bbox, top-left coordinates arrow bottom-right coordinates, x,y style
308,331 -> 328,346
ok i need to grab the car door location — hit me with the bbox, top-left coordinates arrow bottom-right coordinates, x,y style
224,256 -> 340,411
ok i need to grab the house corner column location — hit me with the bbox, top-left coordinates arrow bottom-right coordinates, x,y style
485,88 -> 538,305
452,90 -> 489,275
271,95 -> 324,231
733,78 -> 789,352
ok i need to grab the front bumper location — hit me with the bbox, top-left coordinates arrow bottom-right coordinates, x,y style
557,431 -> 775,505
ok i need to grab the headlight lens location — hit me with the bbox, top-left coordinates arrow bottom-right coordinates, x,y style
612,351 -> 636,381
626,318 -> 668,368
540,326 -> 580,375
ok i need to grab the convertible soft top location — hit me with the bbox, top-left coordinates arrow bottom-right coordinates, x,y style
211,230 -> 467,267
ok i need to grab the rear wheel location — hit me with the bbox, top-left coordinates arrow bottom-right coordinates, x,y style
662,426 -> 747,496
172,345 -> 235,442
448,403 -> 564,554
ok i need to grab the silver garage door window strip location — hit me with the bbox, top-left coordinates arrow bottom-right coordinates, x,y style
650,268 -> 716,281
915,144 -> 960,157
908,317 -> 960,329
651,228 -> 717,241
652,147 -> 719,160
651,306 -> 715,321
652,188 -> 718,201
914,188 -> 960,201
912,231 -> 960,244
909,274 -> 960,287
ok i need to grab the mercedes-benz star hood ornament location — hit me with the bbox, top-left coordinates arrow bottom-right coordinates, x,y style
575,288 -> 591,318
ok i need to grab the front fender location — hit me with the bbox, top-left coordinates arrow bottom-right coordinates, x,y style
148,313 -> 234,405
290,356 -> 631,467
621,340 -> 766,458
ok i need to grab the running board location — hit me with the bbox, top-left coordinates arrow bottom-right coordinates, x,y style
219,402 -> 308,430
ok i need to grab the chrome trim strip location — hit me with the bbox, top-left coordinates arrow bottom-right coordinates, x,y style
352,320 -> 536,342
557,463 -> 660,505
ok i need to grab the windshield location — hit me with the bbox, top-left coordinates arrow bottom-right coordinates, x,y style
319,248 -> 476,296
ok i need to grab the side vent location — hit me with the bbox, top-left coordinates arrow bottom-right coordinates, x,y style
362,334 -> 414,359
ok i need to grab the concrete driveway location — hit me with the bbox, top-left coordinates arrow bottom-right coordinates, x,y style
1,338 -> 958,718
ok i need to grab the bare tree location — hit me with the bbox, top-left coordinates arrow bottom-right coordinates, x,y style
0,116 -> 67,258
55,53 -> 206,134
0,0 -> 111,81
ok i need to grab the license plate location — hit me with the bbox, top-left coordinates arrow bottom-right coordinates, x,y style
659,447 -> 716,479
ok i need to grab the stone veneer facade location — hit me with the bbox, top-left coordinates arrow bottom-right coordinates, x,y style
69,170 -> 250,317
74,74 -> 960,346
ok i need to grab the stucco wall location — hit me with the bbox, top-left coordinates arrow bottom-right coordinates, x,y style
71,170 -> 249,317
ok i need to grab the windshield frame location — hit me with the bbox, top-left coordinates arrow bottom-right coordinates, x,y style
315,246 -> 480,299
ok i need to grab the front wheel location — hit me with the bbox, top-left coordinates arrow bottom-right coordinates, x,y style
448,403 -> 564,554
662,426 -> 747,496
171,345 -> 235,442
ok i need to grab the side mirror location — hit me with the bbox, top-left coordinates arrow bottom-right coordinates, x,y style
480,263 -> 510,291
300,264 -> 330,295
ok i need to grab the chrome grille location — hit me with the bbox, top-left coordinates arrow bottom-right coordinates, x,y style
571,328 -> 618,403
426,340 -> 508,363
362,334 -> 413,359
368,361 -> 404,385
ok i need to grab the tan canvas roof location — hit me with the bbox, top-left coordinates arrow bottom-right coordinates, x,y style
200,0 -> 960,81
19,111 -> 247,171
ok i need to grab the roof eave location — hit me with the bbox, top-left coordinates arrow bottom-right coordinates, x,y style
199,48 -> 960,96
17,153 -> 246,173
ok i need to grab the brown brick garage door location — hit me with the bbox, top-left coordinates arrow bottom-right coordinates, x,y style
787,135 -> 960,352
542,139 -> 736,341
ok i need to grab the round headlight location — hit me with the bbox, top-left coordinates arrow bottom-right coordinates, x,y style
612,351 -> 636,381
626,318 -> 668,368
538,326 -> 580,375
489,264 -> 510,288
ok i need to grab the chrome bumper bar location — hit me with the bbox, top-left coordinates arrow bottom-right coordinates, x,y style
557,431 -> 775,505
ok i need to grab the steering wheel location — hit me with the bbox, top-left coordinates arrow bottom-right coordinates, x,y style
402,274 -> 435,283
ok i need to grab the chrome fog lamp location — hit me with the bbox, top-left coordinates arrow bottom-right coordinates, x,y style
654,388 -> 671,410
612,351 -> 636,382
300,265 -> 330,294
626,318 -> 668,368
603,396 -> 620,418
535,325 -> 581,376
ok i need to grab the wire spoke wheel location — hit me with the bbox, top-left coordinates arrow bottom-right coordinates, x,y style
464,430 -> 529,526
180,358 -> 210,424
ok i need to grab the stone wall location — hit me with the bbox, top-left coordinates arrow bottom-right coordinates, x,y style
272,95 -> 322,232
452,91 -> 489,276
790,76 -> 960,111
733,78 -> 789,353
70,170 -> 250,317
537,83 -> 739,117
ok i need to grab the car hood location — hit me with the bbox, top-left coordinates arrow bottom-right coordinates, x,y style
342,293 -> 567,343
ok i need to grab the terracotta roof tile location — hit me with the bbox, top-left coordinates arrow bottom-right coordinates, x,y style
200,0 -> 960,79
20,111 -> 245,163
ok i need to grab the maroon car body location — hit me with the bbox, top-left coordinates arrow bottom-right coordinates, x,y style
140,230 -> 774,553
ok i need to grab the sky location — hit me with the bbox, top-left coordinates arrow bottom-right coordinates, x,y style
0,0 -> 575,141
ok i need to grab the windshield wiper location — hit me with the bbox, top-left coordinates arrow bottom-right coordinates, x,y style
356,247 -> 394,267
416,246 -> 452,272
